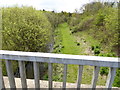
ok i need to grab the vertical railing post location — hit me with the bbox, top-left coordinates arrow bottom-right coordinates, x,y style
19,61 -> 27,88
77,65 -> 83,89
5,60 -> 16,88
33,62 -> 40,88
0,60 -> 2,89
0,60 -> 5,89
2,76 -> 5,89
91,66 -> 100,88
48,63 -> 53,89
63,64 -> 67,89
106,67 -> 117,88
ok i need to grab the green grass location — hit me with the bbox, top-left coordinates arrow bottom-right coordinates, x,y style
59,23 -> 83,55
73,29 -> 100,47
53,23 -> 107,85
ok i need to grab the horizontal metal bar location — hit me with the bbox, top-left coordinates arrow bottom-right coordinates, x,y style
0,50 -> 119,68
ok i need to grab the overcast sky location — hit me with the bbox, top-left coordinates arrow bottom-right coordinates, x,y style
0,0 -> 118,12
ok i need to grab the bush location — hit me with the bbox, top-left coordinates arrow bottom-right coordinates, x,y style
94,48 -> 100,55
100,67 -> 109,76
91,46 -> 94,50
99,52 -> 116,57
92,45 -> 101,55
95,13 -> 105,26
2,7 -> 52,52
2,7 -> 52,75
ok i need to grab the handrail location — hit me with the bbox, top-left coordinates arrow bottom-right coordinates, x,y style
0,50 -> 119,68
0,50 -> 119,89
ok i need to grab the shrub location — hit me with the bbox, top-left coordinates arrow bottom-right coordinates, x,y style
100,67 -> 109,76
95,13 -> 105,26
91,46 -> 94,50
94,48 -> 100,55
96,45 -> 100,49
93,45 -> 101,55
2,7 -> 52,52
2,7 -> 52,75
99,52 -> 116,57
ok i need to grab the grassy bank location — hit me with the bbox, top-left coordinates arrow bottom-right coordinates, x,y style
53,23 -> 107,85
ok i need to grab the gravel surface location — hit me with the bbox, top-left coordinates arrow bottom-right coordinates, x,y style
3,76 -> 118,89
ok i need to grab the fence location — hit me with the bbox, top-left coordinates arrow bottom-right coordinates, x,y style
0,50 -> 119,89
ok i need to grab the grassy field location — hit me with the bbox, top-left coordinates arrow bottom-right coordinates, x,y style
53,23 -> 107,85
60,23 -> 82,55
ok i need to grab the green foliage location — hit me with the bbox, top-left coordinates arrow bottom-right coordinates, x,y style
94,48 -> 100,55
91,46 -> 94,50
100,68 -> 120,87
99,52 -> 116,57
43,74 -> 48,80
70,16 -> 94,33
54,23 -> 81,55
113,69 -> 120,87
67,1 -> 119,86
52,24 -> 63,53
1,2 -> 119,87
95,13 -> 105,26
83,2 -> 104,15
52,63 -> 63,81
91,45 -> 101,55
69,2 -> 119,56
44,11 -> 61,29
100,67 -> 109,76
2,7 -> 52,76
2,7 -> 52,52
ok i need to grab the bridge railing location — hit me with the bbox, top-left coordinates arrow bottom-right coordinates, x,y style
0,50 -> 119,89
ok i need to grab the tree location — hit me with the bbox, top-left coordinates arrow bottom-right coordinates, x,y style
2,7 -> 52,52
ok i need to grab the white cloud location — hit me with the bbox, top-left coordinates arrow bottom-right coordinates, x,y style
57,0 -> 90,12
1,0 -> 116,12
0,0 -> 42,8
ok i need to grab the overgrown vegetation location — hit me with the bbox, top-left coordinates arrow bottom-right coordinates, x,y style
68,2 -> 119,57
1,1 -> 119,87
67,1 -> 119,87
2,7 -> 52,52
2,7 -> 53,76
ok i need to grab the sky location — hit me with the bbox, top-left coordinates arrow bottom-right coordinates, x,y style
0,0 -> 118,12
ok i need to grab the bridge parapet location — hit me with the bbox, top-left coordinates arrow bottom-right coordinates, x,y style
0,50 -> 119,89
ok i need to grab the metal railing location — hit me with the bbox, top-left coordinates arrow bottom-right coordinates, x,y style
0,50 -> 119,89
